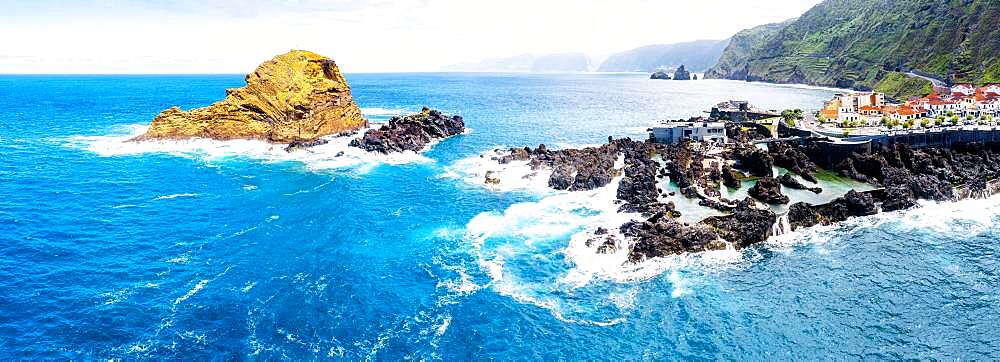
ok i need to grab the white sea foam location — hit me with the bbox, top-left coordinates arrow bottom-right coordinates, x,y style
173,279 -> 208,307
443,148 -> 554,193
66,124 -> 433,173
360,107 -> 407,117
153,193 -> 198,201
764,196 -> 1000,253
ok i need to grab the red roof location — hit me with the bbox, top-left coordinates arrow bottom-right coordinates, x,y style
896,107 -> 925,116
860,105 -> 880,111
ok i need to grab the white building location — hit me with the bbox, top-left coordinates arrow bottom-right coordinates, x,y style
952,84 -> 976,95
649,121 -> 727,144
831,92 -> 885,123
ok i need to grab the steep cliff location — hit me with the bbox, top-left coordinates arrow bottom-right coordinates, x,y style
136,50 -> 366,143
706,0 -> 1000,90
597,39 -> 729,72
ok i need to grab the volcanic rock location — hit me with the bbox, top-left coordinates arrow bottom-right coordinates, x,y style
748,177 -> 789,204
350,107 -> 465,154
786,190 -> 877,230
722,165 -> 742,189
623,216 -> 724,262
701,198 -> 775,248
779,174 -> 822,194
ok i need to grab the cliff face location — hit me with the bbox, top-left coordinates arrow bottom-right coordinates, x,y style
597,39 -> 729,72
706,0 -> 1000,90
137,50 -> 366,143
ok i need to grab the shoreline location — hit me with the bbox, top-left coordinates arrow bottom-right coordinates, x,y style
466,124 -> 1000,264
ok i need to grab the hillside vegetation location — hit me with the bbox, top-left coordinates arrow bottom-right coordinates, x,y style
874,72 -> 933,101
706,0 -> 1000,93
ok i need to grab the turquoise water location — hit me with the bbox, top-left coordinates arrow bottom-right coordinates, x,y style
1,73 -> 998,359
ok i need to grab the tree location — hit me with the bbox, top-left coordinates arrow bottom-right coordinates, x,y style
781,109 -> 803,127
935,117 -> 943,126
921,118 -> 931,128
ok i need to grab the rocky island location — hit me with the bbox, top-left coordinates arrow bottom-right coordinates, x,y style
478,120 -> 1000,263
133,50 -> 465,154
135,50 -> 366,143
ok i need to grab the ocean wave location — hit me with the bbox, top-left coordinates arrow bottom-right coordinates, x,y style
463,175 -> 653,325
65,124 -> 433,173
360,107 -> 407,116
443,149 -> 555,194
766,196 -> 1000,252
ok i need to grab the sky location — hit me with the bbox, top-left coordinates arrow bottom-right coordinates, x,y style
0,0 -> 823,74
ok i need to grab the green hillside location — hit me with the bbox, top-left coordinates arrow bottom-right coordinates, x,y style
706,0 -> 1000,93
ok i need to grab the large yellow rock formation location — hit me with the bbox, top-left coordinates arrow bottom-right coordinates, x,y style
135,50 -> 366,143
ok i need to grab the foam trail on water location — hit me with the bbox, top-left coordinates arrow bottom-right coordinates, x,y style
65,124 -> 433,173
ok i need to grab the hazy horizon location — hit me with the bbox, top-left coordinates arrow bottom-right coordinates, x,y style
0,0 -> 822,74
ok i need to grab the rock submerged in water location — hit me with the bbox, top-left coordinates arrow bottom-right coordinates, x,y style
135,50 -> 366,143
349,107 -> 465,154
779,174 -> 822,194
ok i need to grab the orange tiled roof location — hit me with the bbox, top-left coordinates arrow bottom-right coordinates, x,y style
820,109 -> 838,118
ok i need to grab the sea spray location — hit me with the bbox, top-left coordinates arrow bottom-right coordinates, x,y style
66,124 -> 434,173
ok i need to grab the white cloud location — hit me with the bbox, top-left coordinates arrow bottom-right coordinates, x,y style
0,0 -> 822,73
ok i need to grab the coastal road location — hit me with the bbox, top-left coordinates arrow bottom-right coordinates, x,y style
905,71 -> 947,88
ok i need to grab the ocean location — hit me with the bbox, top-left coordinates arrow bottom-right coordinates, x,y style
1,73 -> 997,359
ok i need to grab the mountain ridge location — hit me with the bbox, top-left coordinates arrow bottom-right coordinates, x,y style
705,0 -> 1000,97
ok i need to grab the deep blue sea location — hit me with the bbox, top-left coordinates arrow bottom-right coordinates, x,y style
1,73 -> 998,359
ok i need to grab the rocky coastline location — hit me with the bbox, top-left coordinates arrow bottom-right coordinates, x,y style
479,122 -> 1000,263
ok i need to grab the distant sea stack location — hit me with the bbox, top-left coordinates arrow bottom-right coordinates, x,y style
673,65 -> 691,80
650,71 -> 671,80
135,50 -> 366,143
